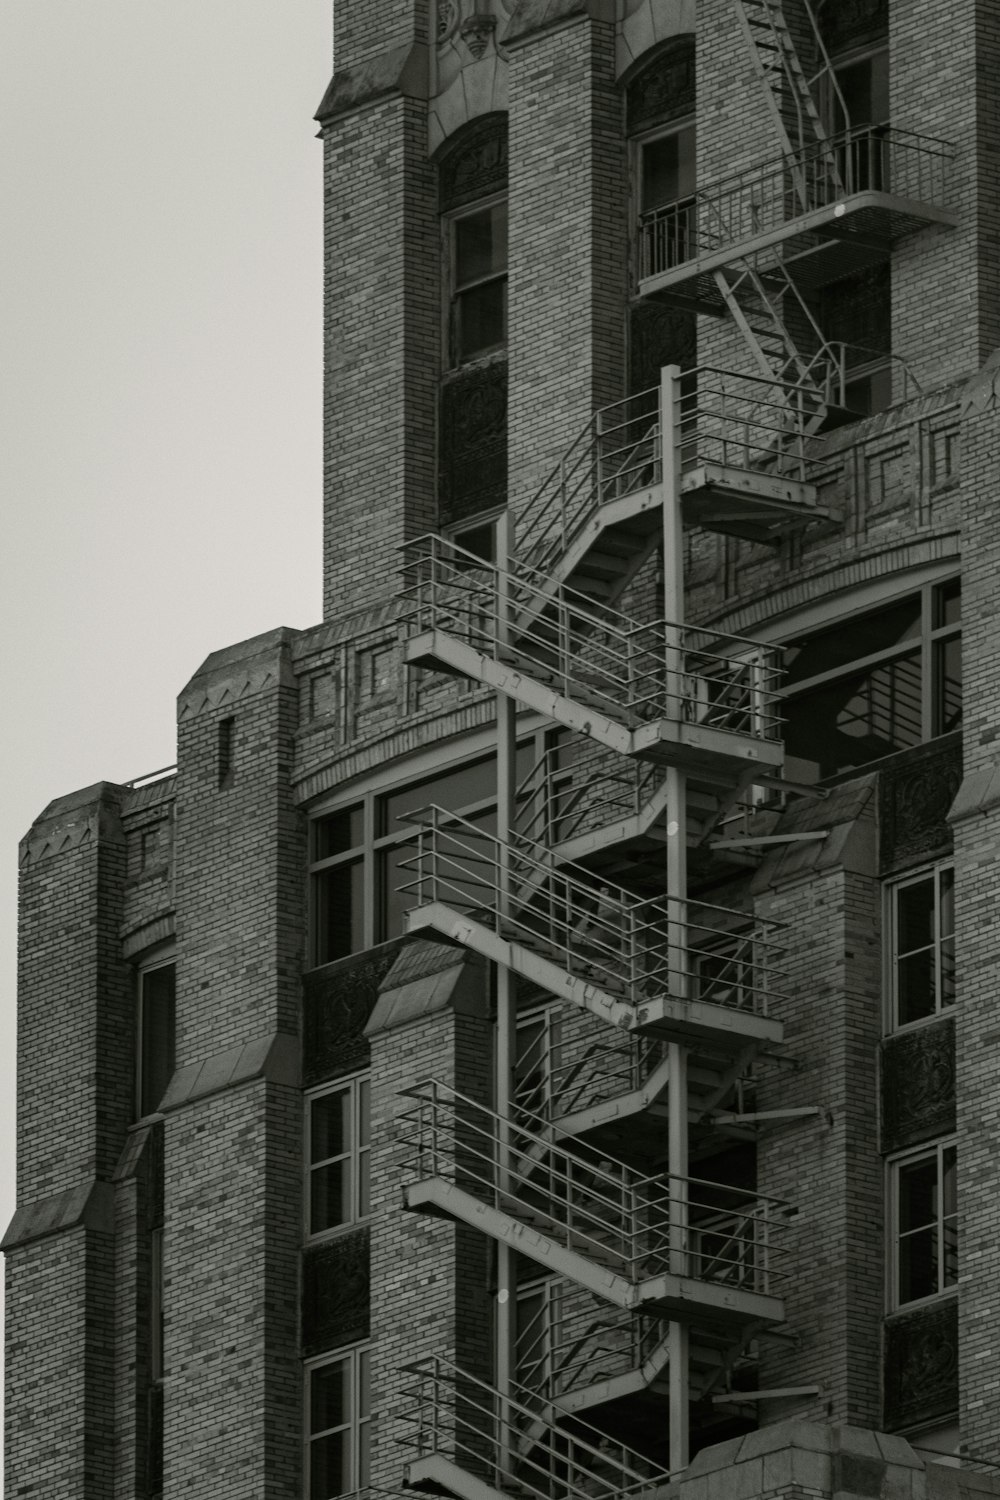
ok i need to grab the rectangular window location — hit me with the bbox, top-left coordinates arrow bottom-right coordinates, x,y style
309,745 -> 536,964
450,198 -> 507,366
890,1141 -> 957,1309
137,961 -> 176,1119
307,1076 -> 371,1240
306,1345 -> 371,1500
637,119 -> 696,270
781,578 -> 961,784
887,864 -> 955,1031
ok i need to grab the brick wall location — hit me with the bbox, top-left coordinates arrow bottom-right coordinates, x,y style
950,363 -> 1000,1463
5,783 -> 130,1498
753,806 -> 883,1431
162,629 -> 305,1497
321,92 -> 438,618
507,11 -> 627,522
367,963 -> 493,1494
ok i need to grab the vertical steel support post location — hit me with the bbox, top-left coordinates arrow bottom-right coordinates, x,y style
495,508 -> 518,1471
660,364 -> 690,1470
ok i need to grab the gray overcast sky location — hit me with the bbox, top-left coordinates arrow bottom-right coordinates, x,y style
0,5 -> 332,1474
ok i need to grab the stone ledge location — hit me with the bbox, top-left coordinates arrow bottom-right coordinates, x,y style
159,1030 -> 299,1112
314,43 -> 428,124
2,1180 -> 114,1251
948,760 -> 1000,826
365,939 -> 488,1038
504,0 -> 614,48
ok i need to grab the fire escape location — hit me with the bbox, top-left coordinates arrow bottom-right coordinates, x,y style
391,2 -> 954,1493
640,0 -> 954,427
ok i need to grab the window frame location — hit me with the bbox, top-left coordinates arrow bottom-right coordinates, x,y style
305,1073 -> 371,1244
884,860 -> 955,1034
135,952 -> 177,1122
887,1138 -> 958,1312
632,114 -> 697,276
821,41 -> 890,137
445,190 -> 508,369
308,732 -> 547,966
304,1343 -> 371,1500
777,575 -> 961,783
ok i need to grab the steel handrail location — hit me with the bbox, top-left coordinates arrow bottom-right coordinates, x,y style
515,1279 -> 665,1403
515,1032 -> 661,1125
400,535 -> 785,740
397,1353 -> 677,1500
398,805 -> 788,1016
514,746 -> 657,848
640,124 -> 955,279
398,1078 -> 794,1290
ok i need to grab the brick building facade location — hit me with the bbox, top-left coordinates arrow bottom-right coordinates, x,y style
8,1 -> 1000,1496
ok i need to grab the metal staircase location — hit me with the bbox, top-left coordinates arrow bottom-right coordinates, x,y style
638,0 -> 955,442
399,808 -> 785,1050
390,367 -> 822,1481
398,1080 -> 791,1329
400,537 -> 785,779
398,1355 -> 676,1500
734,0 -> 843,178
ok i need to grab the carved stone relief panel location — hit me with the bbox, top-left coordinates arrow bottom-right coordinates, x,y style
437,1 -> 514,102
302,942 -> 406,1088
880,1019 -> 956,1156
879,736 -> 961,874
883,1297 -> 957,1433
625,36 -> 696,135
302,1229 -> 371,1357
628,301 -> 696,398
864,442 -> 912,527
439,358 -> 508,525
816,0 -> 888,57
437,111 -> 508,212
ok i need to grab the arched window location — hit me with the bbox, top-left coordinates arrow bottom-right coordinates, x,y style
436,115 -> 509,542
812,0 -> 892,416
625,40 -> 696,396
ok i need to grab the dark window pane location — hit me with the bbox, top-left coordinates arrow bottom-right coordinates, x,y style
358,1152 -> 370,1219
377,842 -> 418,943
943,1218 -> 958,1286
311,1161 -> 350,1233
455,203 -> 507,286
844,364 -> 892,417
456,279 -> 506,362
834,49 -> 889,131
381,757 -> 496,830
784,600 -> 921,688
641,124 -> 696,213
939,868 -> 955,940
899,1158 -> 937,1234
942,1146 -> 957,1216
359,1351 -> 370,1418
315,860 -> 364,963
315,806 -> 364,860
310,1432 -> 349,1499
940,936 -> 956,1007
784,651 -> 922,779
140,964 -> 176,1117
897,949 -> 935,1026
312,1090 -> 350,1163
453,521 -> 497,564
896,876 -> 935,955
311,1362 -> 347,1433
935,634 -> 962,734
358,1080 -> 370,1147
898,1225 -> 937,1303
935,580 -> 961,627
